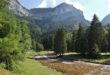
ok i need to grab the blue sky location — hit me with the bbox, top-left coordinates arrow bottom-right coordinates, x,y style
18,0 -> 110,21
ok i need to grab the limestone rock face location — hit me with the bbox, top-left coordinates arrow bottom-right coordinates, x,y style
30,3 -> 89,32
8,0 -> 30,16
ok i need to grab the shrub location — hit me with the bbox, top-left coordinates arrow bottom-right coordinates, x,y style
36,43 -> 44,51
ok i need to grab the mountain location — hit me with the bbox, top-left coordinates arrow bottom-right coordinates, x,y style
102,14 -> 110,25
30,3 -> 89,32
8,0 -> 30,16
8,0 -> 42,37
8,0 -> 89,32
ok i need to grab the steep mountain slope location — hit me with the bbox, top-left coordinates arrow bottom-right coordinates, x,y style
8,0 -> 30,16
7,0 -> 42,37
102,14 -> 110,25
30,3 -> 89,32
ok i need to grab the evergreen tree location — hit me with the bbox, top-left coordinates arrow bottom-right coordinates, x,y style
75,24 -> 84,52
100,30 -> 108,52
49,35 -> 54,50
65,33 -> 73,52
71,32 -> 76,52
87,14 -> 103,58
42,36 -> 51,50
79,33 -> 88,56
54,28 -> 67,57
107,25 -> 110,51
36,43 -> 44,51
100,36 -> 108,52
67,39 -> 72,52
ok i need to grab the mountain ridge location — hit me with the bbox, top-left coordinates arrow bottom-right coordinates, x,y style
30,2 -> 89,32
102,14 -> 110,25
8,0 -> 30,16
8,0 -> 90,32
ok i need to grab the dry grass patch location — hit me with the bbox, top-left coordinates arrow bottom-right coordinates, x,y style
39,60 -> 100,75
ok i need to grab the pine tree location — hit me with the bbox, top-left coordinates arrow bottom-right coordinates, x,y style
75,24 -> 84,52
66,33 -> 73,52
54,28 -> 67,57
107,25 -> 110,51
87,14 -> 103,58
79,33 -> 88,56
100,35 -> 108,52
42,36 -> 53,50
71,32 -> 76,52
49,35 -> 54,50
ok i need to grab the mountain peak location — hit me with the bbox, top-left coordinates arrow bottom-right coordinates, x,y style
56,2 -> 74,8
102,14 -> 110,25
60,2 -> 72,6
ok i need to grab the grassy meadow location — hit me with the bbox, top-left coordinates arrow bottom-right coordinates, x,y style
0,51 -> 62,75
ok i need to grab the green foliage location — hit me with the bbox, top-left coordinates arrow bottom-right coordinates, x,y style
42,35 -> 54,50
75,24 -> 84,52
0,0 -> 9,9
28,20 -> 42,50
86,14 -> 103,58
0,10 -> 32,70
0,21 -> 11,38
0,20 -> 21,70
107,25 -> 110,51
54,28 -> 67,56
36,43 -> 44,51
78,33 -> 88,56
18,20 -> 32,51
69,15 -> 105,58
87,44 -> 100,58
70,32 -> 76,52
100,33 -> 108,52
41,37 -> 49,50
65,32 -> 73,52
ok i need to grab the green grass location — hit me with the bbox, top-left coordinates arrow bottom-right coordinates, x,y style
63,52 -> 110,64
26,50 -> 48,56
19,59 -> 62,75
0,50 -> 62,75
95,53 -> 110,63
0,59 -> 62,75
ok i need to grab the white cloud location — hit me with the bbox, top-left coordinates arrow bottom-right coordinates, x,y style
52,0 -> 57,7
38,0 -> 47,8
73,2 -> 85,11
108,0 -> 110,11
38,0 -> 56,8
37,0 -> 85,12
64,0 -> 85,11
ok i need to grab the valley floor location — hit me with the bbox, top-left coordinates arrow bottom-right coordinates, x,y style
0,58 -> 62,75
1,51 -> 110,75
40,59 -> 110,75
32,51 -> 110,75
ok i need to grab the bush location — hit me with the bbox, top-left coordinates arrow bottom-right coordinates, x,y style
86,44 -> 100,58
36,43 -> 44,51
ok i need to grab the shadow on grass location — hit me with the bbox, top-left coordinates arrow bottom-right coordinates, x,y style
29,51 -> 110,65
61,53 -> 110,65
62,53 -> 86,61
100,54 -> 110,59
100,54 -> 110,65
